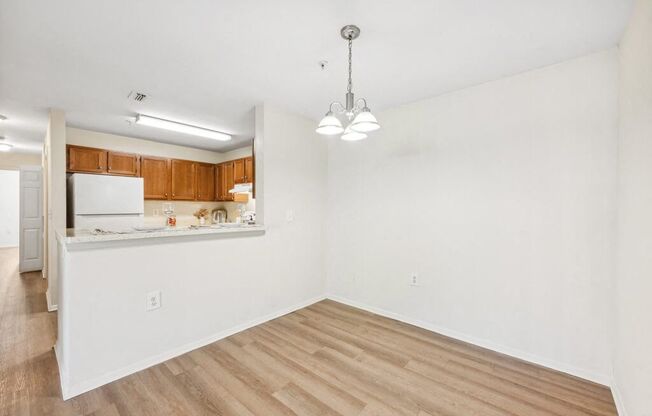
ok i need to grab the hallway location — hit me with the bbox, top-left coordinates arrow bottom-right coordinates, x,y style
0,247 -> 61,415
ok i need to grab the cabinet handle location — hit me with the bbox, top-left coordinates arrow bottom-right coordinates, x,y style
172,193 -> 175,197
165,192 -> 168,197
109,166 -> 112,170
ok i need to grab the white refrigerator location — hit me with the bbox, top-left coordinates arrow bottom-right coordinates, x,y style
68,173 -> 144,230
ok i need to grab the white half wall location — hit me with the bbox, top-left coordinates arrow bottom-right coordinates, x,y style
327,49 -> 619,384
0,170 -> 20,247
613,0 -> 652,414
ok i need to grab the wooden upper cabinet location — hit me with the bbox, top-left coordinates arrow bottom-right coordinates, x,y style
244,157 -> 254,184
68,145 -> 107,173
170,159 -> 196,200
141,157 -> 170,200
195,163 -> 215,201
233,157 -> 254,184
233,158 -> 246,184
216,162 -> 235,201
107,151 -> 139,176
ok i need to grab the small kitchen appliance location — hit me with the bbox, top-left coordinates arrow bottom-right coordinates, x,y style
212,208 -> 227,224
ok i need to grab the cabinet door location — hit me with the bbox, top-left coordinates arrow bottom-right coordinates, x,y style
141,157 -> 170,200
68,146 -> 107,173
221,161 -> 235,201
107,151 -> 139,176
196,163 -> 215,201
170,159 -> 196,200
233,158 -> 246,184
215,164 -> 223,201
244,157 -> 254,184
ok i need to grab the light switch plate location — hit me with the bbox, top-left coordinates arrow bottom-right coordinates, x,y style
146,290 -> 161,311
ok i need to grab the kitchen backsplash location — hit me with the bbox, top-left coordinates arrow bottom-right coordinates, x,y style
143,199 -> 255,227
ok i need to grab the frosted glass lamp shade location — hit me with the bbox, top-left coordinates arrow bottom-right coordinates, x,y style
350,108 -> 380,133
316,112 -> 344,135
341,126 -> 367,141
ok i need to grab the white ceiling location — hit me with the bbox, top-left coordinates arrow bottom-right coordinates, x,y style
0,0 -> 633,154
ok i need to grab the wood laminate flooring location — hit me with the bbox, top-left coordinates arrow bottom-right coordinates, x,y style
0,247 -> 618,415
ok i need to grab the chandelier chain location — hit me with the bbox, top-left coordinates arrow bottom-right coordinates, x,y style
347,37 -> 353,93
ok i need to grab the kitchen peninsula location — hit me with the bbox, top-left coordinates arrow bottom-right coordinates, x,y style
55,216 -> 266,399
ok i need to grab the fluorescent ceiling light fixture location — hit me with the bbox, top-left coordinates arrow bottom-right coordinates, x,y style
0,143 -> 13,152
135,114 -> 231,141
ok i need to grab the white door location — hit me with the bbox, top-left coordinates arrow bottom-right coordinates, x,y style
19,166 -> 43,272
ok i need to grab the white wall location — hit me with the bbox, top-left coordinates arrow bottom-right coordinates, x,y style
56,104 -> 328,397
327,49 -> 619,384
46,109 -> 66,310
0,170 -> 20,247
614,0 -> 652,414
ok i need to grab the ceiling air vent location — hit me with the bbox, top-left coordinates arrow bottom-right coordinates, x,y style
127,91 -> 147,102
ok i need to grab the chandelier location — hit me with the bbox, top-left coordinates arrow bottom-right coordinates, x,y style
316,25 -> 380,141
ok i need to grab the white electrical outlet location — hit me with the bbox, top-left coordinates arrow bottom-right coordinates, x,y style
286,209 -> 295,223
410,273 -> 419,286
146,290 -> 161,311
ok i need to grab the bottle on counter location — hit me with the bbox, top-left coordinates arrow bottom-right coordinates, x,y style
163,202 -> 176,227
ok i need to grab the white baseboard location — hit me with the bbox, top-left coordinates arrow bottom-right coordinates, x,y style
59,294 -> 326,400
46,290 -> 57,312
326,294 -> 612,387
610,381 -> 628,416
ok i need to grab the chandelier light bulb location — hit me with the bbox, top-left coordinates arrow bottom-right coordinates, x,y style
350,108 -> 380,133
316,111 -> 344,135
341,126 -> 368,141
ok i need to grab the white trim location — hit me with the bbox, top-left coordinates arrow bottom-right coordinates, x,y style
53,343 -> 69,399
610,381 -> 627,416
58,294 -> 326,400
327,294 -> 613,387
46,290 -> 58,312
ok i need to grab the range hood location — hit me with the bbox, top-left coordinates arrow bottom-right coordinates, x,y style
229,183 -> 253,194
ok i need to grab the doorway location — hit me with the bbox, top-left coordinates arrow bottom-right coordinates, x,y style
18,166 -> 43,272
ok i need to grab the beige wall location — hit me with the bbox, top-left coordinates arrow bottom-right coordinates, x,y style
0,152 -> 41,170
221,145 -> 253,161
66,127 -> 250,164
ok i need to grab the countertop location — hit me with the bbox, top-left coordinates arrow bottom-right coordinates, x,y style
57,224 -> 265,246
